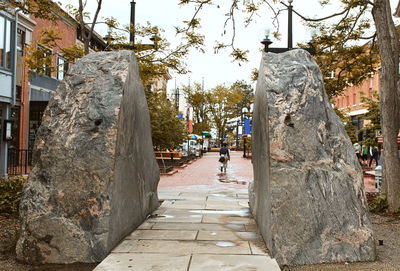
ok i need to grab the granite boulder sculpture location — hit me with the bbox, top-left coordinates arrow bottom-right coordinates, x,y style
249,49 -> 375,266
16,51 -> 160,264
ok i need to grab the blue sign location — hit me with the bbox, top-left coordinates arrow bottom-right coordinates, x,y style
178,113 -> 184,120
244,118 -> 252,135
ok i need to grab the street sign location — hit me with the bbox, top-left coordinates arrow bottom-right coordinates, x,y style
244,118 -> 252,135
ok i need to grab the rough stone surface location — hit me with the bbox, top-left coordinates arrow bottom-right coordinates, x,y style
249,49 -> 375,266
16,51 -> 159,264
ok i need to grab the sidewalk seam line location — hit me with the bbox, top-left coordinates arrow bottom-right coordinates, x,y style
186,255 -> 193,271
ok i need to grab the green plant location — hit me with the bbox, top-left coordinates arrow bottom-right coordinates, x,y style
0,177 -> 26,217
368,193 -> 389,213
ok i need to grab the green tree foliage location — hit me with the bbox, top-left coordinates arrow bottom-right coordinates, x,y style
146,90 -> 187,150
207,85 -> 243,144
359,91 -> 381,147
101,15 -> 204,88
181,83 -> 211,135
304,14 -> 380,98
24,27 -> 84,75
334,107 -> 357,143
0,0 -> 60,21
230,80 -> 254,119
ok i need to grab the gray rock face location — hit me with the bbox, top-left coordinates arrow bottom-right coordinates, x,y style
16,51 -> 159,264
249,50 -> 375,266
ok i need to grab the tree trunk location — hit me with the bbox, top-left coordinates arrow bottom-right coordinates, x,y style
372,0 -> 400,212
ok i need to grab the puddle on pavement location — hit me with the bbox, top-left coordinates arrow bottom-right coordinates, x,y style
29,264 -> 96,271
216,241 -> 237,247
189,209 -> 250,217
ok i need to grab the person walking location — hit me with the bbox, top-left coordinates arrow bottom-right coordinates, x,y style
219,143 -> 230,173
369,145 -> 379,168
353,142 -> 361,164
361,144 -> 368,166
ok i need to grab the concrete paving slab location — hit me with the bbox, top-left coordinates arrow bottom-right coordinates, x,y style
197,231 -> 260,241
128,240 -> 251,254
202,214 -> 256,224
146,213 -> 203,223
94,153 -> 281,270
244,223 -> 259,232
178,192 -> 208,200
161,200 -> 206,209
151,222 -> 246,231
127,229 -> 198,240
206,195 -> 239,201
111,239 -> 138,253
157,191 -> 181,200
189,254 -> 280,271
137,222 -> 154,230
238,201 -> 250,207
205,201 -> 242,210
94,253 -> 191,271
249,240 -> 270,255
188,209 -> 251,217
236,193 -> 250,199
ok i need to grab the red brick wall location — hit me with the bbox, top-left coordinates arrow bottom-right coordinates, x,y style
335,72 -> 380,113
31,16 -> 76,77
19,15 -> 77,150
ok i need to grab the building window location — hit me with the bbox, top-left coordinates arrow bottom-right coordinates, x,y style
0,15 -> 13,70
37,45 -> 52,77
353,88 -> 356,105
57,55 -> 68,81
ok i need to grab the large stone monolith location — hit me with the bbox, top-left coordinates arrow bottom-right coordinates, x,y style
16,51 -> 160,264
249,50 -> 375,266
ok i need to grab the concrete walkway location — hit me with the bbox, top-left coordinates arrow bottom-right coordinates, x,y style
94,152 -> 280,270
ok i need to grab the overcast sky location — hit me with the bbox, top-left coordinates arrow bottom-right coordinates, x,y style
61,0 -> 400,94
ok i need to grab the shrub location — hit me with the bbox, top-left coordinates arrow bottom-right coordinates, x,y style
0,177 -> 26,217
368,193 -> 388,213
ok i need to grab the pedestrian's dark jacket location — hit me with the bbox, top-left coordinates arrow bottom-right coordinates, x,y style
219,146 -> 230,158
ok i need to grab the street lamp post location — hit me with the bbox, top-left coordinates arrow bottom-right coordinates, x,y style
288,0 -> 293,49
201,77 -> 204,154
236,120 -> 239,149
130,1 -> 136,44
261,0 -> 315,55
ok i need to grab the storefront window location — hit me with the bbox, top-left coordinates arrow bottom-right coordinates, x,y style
5,19 -> 12,69
0,15 -> 13,70
0,16 -> 5,67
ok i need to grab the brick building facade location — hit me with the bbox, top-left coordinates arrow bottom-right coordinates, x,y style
4,6 -> 106,176
335,72 -> 380,139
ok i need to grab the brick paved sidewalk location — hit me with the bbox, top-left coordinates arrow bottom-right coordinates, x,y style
158,151 -> 253,188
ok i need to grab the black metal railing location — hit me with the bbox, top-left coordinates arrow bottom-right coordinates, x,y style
7,149 -> 32,176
